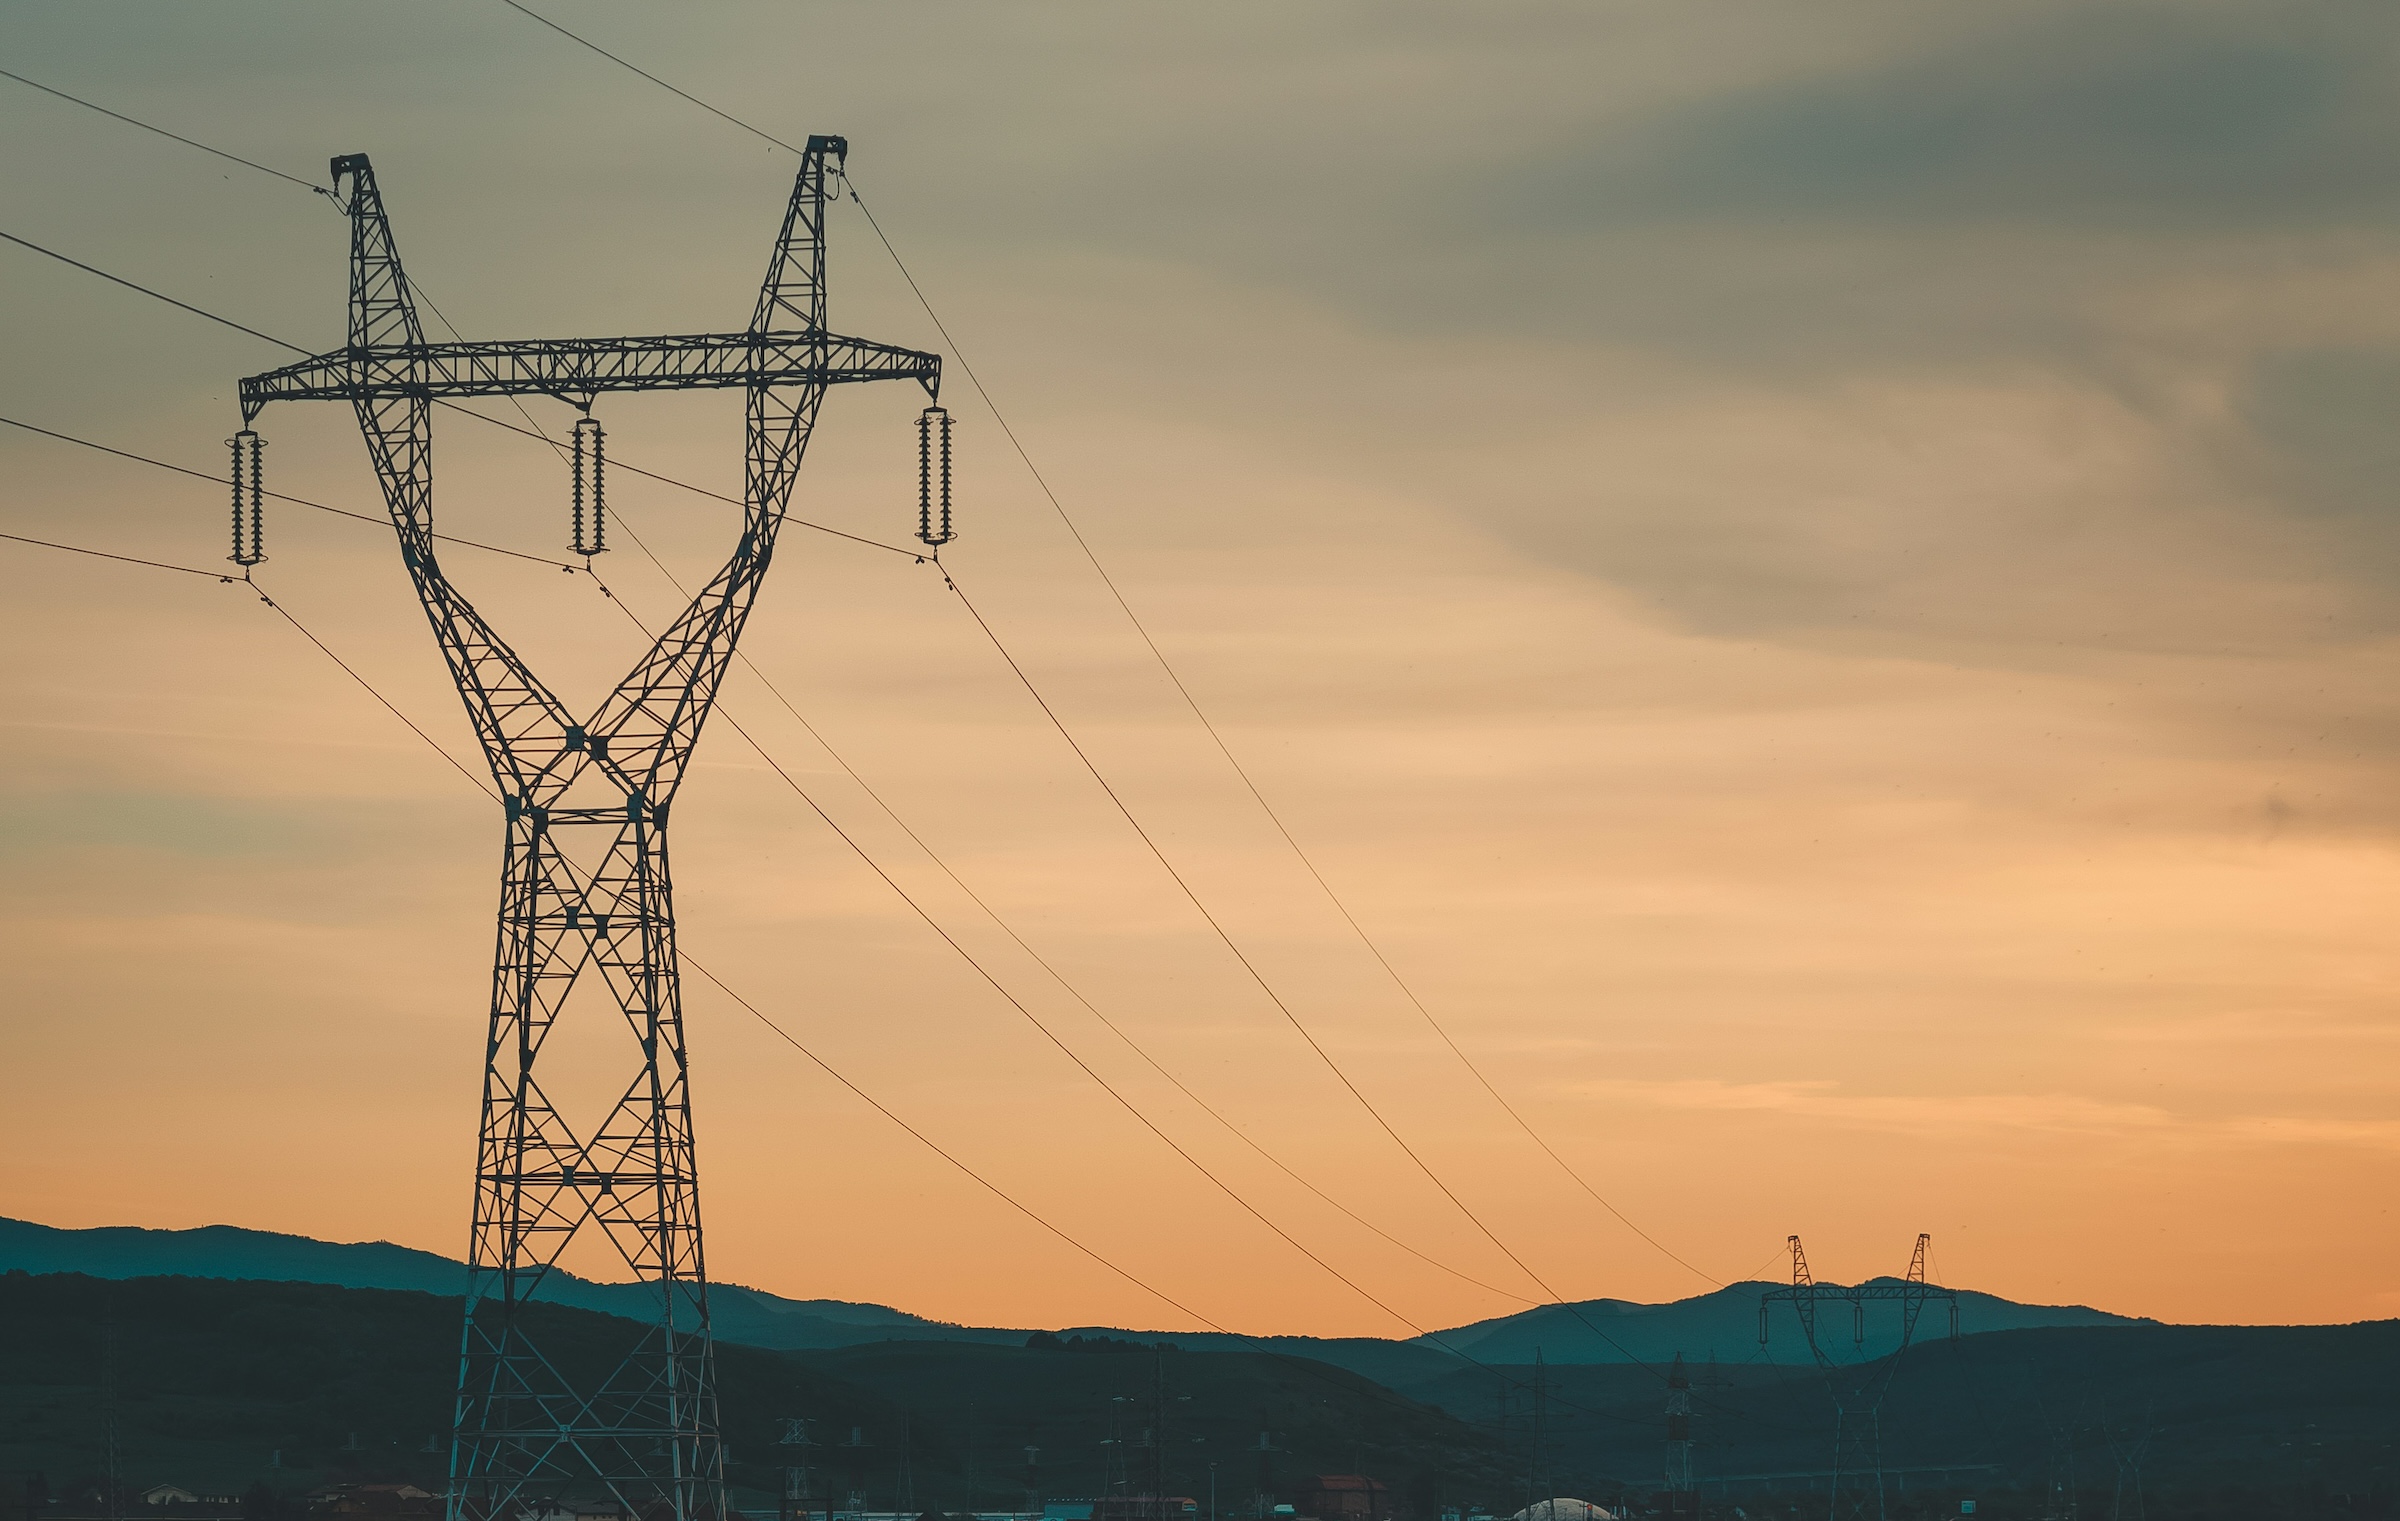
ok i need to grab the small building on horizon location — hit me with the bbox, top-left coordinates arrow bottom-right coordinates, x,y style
1297,1476 -> 1393,1521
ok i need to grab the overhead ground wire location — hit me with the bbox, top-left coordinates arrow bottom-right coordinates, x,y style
494,1 -> 803,156
0,66 -> 330,193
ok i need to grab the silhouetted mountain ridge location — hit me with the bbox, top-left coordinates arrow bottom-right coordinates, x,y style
0,1215 -> 2152,1371
0,1215 -> 987,1352
1422,1276 -> 2152,1365
4,1269 -> 2390,1518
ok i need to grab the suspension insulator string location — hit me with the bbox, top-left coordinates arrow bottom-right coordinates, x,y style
227,430 -> 266,569
571,415 -> 608,559
938,405 -> 953,545
590,419 -> 606,555
916,407 -> 933,545
916,405 -> 955,550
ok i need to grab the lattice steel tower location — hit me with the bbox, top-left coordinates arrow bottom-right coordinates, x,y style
1759,1234 -> 1960,1521
236,139 -> 941,1521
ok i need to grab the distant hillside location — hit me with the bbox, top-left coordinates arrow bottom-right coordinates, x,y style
3,1216 -> 2170,1378
1388,1321 -> 2400,1514
5,1272 -> 2391,1521
0,1216 -> 1005,1352
1422,1278 -> 2153,1365
0,1272 -> 1508,1510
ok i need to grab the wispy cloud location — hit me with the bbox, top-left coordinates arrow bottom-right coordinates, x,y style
1574,1076 -> 2400,1152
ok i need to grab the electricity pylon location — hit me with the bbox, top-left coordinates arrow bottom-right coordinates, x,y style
1759,1234 -> 1960,1521
1662,1352 -> 1695,1521
236,139 -> 940,1521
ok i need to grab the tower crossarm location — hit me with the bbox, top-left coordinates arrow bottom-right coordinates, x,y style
239,330 -> 940,419
1766,1283 -> 1958,1305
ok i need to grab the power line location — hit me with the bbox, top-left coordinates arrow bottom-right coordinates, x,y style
250,585 -> 498,800
0,74 -> 913,559
495,0 -> 802,156
568,558 -> 1658,1432
14,76 -> 1692,1375
583,538 -> 1537,1355
1,414 -> 578,570
847,177 -> 1717,1288
943,570 -> 1673,1372
599,509 -> 1539,1313
687,947 -> 1628,1426
0,521 -> 1230,1345
477,4 -> 1710,1361
8,201 -> 1515,1326
0,77 -> 1658,1310
0,509 -> 1654,1432
7,159 -> 1545,1321
4,521 -> 1579,1427
4,81 -> 1768,1437
373,298 -> 1531,1309
735,642 -> 1541,1309
0,529 -> 492,793
0,66 -> 330,193
570,558 -> 1650,1422
0,529 -> 229,580
460,0 -> 1720,1291
340,148 -> 1551,1315
0,228 -> 302,352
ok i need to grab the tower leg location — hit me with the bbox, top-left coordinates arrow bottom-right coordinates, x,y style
450,805 -> 718,1521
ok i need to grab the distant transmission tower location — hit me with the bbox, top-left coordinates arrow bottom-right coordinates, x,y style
234,140 -> 942,1521
1662,1352 -> 1695,1521
1759,1234 -> 1959,1521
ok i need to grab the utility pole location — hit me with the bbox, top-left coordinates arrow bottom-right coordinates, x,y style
235,141 -> 941,1521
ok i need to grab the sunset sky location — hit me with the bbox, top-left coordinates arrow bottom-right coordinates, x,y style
4,2 -> 2397,1336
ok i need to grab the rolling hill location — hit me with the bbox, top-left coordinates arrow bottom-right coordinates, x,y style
4,1271 -> 2391,1521
0,1217 -> 2154,1373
